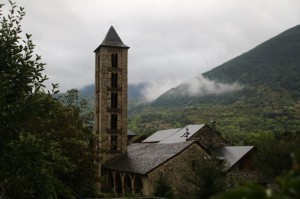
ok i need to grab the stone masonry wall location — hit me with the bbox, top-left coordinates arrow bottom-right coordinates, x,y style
95,46 -> 128,163
146,143 -> 209,197
188,124 -> 226,148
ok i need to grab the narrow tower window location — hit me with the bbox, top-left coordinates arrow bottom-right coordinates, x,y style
111,135 -> 117,151
111,54 -> 118,68
115,54 -> 118,67
111,114 -> 118,129
97,55 -> 100,71
111,93 -> 118,108
96,74 -> 100,91
96,93 -> 100,109
96,114 -> 100,132
111,73 -> 118,88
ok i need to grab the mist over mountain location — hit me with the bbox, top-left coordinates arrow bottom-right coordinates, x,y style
153,25 -> 300,106
129,25 -> 300,141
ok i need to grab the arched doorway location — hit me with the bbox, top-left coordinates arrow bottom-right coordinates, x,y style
134,176 -> 143,194
115,172 -> 122,195
124,174 -> 132,194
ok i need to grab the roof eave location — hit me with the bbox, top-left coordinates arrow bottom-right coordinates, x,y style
94,44 -> 130,52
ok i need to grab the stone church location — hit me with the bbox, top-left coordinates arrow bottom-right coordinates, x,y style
94,26 -> 258,197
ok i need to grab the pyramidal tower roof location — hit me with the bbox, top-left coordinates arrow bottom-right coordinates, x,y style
94,26 -> 129,51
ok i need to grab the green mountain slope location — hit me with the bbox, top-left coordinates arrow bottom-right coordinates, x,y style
129,25 -> 300,143
203,24 -> 300,92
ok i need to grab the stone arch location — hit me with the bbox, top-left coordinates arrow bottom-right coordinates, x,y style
133,175 -> 143,194
124,174 -> 132,193
107,171 -> 114,192
115,172 -> 122,195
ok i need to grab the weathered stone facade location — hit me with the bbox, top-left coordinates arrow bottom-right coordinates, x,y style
94,27 -> 129,190
146,143 -> 208,197
224,151 -> 261,187
95,46 -> 129,161
102,142 -> 209,197
188,124 -> 226,148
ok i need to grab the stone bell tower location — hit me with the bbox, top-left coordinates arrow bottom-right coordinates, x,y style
94,26 -> 129,184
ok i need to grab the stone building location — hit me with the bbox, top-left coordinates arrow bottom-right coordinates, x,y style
94,26 -> 129,189
94,27 -> 258,197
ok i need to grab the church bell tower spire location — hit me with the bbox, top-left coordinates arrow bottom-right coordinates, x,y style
94,26 -> 129,190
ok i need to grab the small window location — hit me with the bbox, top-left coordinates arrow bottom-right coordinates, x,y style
111,114 -> 118,129
111,93 -> 118,108
96,114 -> 100,131
111,54 -> 118,68
115,54 -> 118,67
97,55 -> 100,70
191,160 -> 196,168
111,135 -> 117,151
96,74 -> 100,91
96,93 -> 100,109
111,73 -> 118,88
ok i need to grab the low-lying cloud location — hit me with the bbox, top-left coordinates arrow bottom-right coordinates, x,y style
140,79 -> 183,102
140,74 -> 243,102
184,75 -> 243,96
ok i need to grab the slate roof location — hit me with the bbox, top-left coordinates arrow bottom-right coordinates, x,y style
142,128 -> 181,143
210,146 -> 254,170
94,26 -> 129,51
103,141 -> 195,174
160,124 -> 205,143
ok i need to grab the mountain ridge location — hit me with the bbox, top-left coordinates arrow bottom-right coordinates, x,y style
153,24 -> 300,107
129,25 -> 300,142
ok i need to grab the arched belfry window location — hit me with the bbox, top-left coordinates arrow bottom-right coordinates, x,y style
111,135 -> 117,151
111,54 -> 118,68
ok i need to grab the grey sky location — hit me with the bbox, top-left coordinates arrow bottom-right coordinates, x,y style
5,0 -> 300,92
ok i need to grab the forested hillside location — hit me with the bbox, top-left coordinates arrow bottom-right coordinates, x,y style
129,25 -> 300,143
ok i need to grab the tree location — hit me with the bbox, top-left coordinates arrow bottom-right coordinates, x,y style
213,150 -> 300,199
55,89 -> 97,197
1,133 -> 74,199
0,1 -> 96,198
184,158 -> 226,199
0,0 -> 49,150
153,174 -> 173,198
246,132 -> 300,179
0,1 -> 74,198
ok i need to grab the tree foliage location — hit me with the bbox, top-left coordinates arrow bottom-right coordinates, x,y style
0,0 -> 49,150
1,133 -> 74,199
184,158 -> 226,199
0,1 -> 96,198
246,131 -> 300,179
153,174 -> 173,198
213,151 -> 300,199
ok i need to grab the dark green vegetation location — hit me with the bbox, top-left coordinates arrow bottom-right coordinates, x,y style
213,151 -> 300,199
0,1 -> 96,198
248,131 -> 300,179
129,25 -> 300,144
153,175 -> 173,198
182,158 -> 226,199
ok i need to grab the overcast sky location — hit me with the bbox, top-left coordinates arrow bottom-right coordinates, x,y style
4,0 -> 300,92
